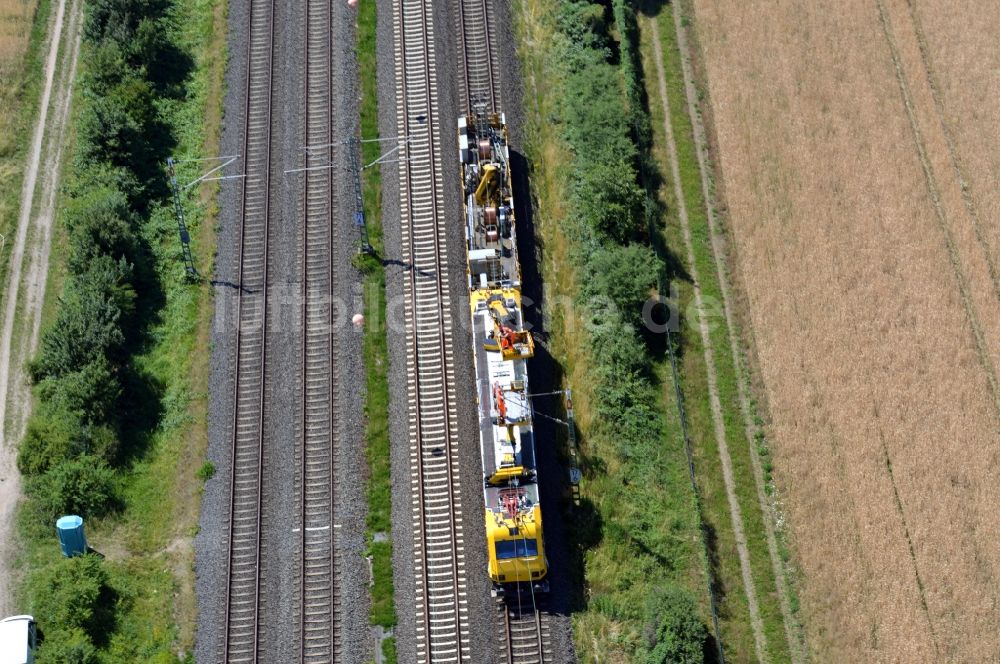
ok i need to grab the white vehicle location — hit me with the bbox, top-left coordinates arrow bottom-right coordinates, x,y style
0,616 -> 36,664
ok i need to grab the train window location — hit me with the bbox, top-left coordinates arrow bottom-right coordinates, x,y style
495,539 -> 538,560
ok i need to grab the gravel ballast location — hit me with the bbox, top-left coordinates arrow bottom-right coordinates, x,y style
198,0 -> 575,660
195,0 -> 371,661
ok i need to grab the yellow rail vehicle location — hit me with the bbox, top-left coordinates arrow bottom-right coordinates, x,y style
459,110 -> 549,595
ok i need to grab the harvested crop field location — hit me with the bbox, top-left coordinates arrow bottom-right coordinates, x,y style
685,0 -> 1000,660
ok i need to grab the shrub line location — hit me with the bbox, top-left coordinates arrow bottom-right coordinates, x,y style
16,0 -> 225,657
514,0 -> 712,659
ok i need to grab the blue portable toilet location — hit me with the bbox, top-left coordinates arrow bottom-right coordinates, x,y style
56,515 -> 88,557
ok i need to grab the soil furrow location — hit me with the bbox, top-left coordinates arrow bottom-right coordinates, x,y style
901,0 -> 1000,303
877,0 -> 1000,419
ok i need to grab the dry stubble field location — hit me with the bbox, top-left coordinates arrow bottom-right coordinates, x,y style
686,0 -> 1000,660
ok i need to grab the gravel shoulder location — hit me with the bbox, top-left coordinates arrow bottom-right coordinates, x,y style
193,0 -> 248,655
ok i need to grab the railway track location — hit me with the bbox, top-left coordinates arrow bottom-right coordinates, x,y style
393,0 -> 470,661
457,0 -> 500,112
299,0 -> 340,660
500,600 -> 550,664
222,0 -> 276,660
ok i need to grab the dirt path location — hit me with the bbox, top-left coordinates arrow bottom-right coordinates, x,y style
645,16 -> 768,662
0,0 -> 82,616
660,5 -> 807,661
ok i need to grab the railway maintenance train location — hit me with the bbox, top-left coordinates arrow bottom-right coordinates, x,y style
458,108 -> 549,597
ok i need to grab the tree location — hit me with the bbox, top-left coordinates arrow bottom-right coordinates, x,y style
74,163 -> 144,213
18,406 -> 81,476
80,41 -> 130,97
583,243 -> 662,323
37,359 -> 122,426
84,0 -> 170,45
78,75 -> 161,177
640,587 -> 707,664
64,186 -> 139,275
573,159 -> 647,243
31,256 -> 134,381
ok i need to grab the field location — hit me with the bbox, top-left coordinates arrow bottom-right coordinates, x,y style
685,0 -> 1000,659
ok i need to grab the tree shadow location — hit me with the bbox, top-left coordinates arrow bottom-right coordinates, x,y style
112,364 -> 166,468
138,32 -> 195,99
701,518 -> 729,663
635,0 -> 673,19
86,583 -> 119,649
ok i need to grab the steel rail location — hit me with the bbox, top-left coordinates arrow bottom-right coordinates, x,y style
298,0 -> 339,660
456,0 -> 499,112
222,0 -> 276,660
501,600 -> 549,664
396,0 -> 469,660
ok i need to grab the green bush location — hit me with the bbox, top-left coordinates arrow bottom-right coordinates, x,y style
639,587 -> 706,664
27,456 -> 118,519
18,406 -> 82,476
84,0 -> 170,46
18,406 -> 120,477
78,75 -> 161,176
196,461 -> 215,481
80,41 -> 130,97
74,163 -> 144,212
30,555 -> 109,633
574,159 -> 647,243
64,184 -> 139,274
31,257 -> 134,381
35,627 -> 98,664
583,243 -> 661,322
37,359 -> 122,427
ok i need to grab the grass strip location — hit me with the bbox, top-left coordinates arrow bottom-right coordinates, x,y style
356,0 -> 397,660
0,0 -> 53,307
